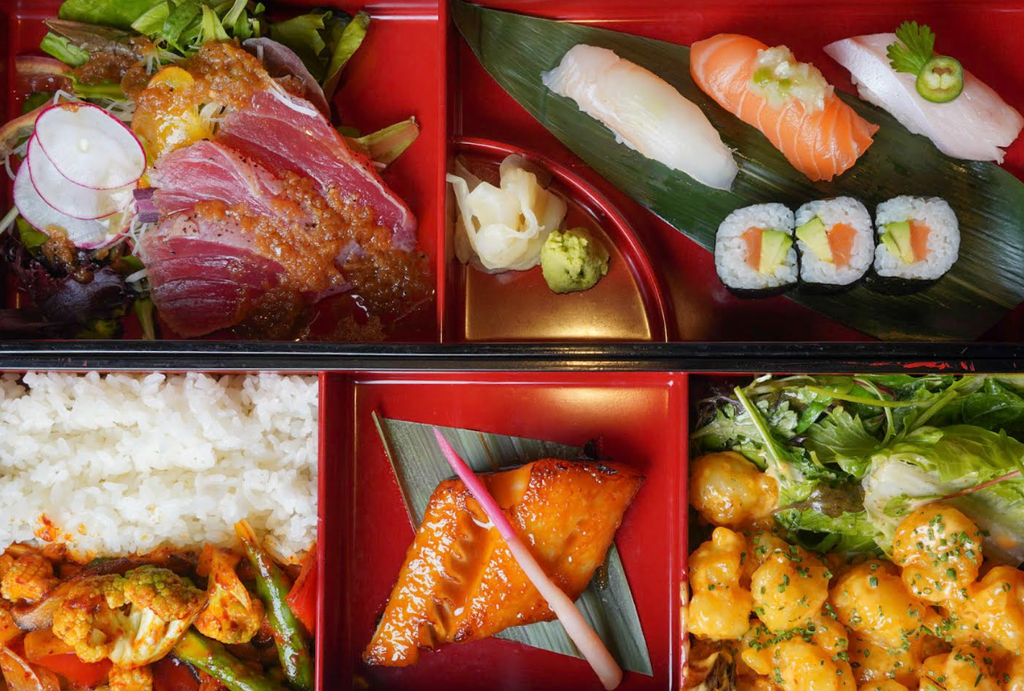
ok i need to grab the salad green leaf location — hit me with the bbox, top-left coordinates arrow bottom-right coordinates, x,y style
693,374 -> 1024,561
958,379 -> 1024,436
58,0 -> 165,30
269,9 -> 368,89
270,12 -> 331,77
774,508 -> 878,554
40,33 -> 91,66
346,118 -> 420,167
863,426 -> 1024,563
323,11 -> 369,97
131,2 -> 171,37
162,0 -> 203,52
804,407 -> 879,479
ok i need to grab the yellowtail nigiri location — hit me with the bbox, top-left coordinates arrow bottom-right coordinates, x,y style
542,44 -> 738,191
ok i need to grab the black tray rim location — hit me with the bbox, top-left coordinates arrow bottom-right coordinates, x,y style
0,341 -> 1020,372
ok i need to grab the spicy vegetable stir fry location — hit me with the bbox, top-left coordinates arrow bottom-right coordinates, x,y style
685,374 -> 1024,691
0,522 -> 316,690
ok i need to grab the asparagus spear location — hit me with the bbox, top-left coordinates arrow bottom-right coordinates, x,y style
235,520 -> 315,691
174,629 -> 285,691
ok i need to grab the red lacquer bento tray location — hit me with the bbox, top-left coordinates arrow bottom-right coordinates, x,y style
321,370 -> 688,690
3,361 -> 1020,691
4,0 -> 1024,343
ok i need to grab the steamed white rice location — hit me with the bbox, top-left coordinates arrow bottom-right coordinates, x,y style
715,203 -> 797,290
795,197 -> 873,286
0,372 -> 318,561
874,196 -> 959,280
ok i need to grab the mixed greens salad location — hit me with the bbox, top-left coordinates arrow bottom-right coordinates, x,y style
692,374 -> 1024,563
1,0 -> 420,339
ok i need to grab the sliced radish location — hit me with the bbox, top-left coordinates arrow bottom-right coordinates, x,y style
27,137 -> 133,220
34,102 -> 146,190
13,163 -> 112,248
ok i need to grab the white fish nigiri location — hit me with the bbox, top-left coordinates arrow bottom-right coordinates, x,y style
542,44 -> 738,191
825,33 -> 1023,163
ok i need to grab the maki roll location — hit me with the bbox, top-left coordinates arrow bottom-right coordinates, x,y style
794,197 -> 874,291
872,196 -> 959,291
715,203 -> 796,296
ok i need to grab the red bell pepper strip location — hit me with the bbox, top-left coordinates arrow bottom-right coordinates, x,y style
32,653 -> 110,687
285,544 -> 318,636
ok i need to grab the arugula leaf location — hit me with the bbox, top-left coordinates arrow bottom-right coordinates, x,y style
887,21 -> 936,75
804,406 -> 880,479
323,11 -> 369,97
40,32 -> 90,66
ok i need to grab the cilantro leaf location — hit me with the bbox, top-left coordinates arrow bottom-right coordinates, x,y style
887,20 -> 936,75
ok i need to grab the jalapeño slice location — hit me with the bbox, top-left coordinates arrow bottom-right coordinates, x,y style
916,56 -> 964,103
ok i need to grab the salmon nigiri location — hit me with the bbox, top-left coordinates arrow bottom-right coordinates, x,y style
690,34 -> 879,181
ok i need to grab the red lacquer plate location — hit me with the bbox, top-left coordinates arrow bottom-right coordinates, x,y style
321,370 -> 688,690
447,138 -> 670,342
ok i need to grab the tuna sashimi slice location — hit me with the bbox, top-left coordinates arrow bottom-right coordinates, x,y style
139,214 -> 285,337
150,140 -> 285,217
217,90 -> 416,249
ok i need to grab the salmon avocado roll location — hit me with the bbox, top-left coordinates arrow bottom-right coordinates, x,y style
795,197 -> 874,290
871,196 -> 959,290
715,203 -> 797,296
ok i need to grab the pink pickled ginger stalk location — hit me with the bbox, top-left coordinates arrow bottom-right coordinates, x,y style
432,427 -> 623,690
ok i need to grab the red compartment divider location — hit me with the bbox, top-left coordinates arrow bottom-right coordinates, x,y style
322,370 -> 688,690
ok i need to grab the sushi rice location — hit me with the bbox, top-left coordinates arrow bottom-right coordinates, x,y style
874,196 -> 959,280
715,203 -> 797,292
795,197 -> 874,287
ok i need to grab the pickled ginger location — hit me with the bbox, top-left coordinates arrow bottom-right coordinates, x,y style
542,44 -> 738,191
447,155 -> 567,273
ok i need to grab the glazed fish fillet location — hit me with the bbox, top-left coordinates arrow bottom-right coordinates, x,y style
363,458 -> 644,666
825,33 -> 1024,162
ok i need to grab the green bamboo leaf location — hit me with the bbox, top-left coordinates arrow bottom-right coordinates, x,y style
373,413 -> 652,676
452,0 -> 1024,341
